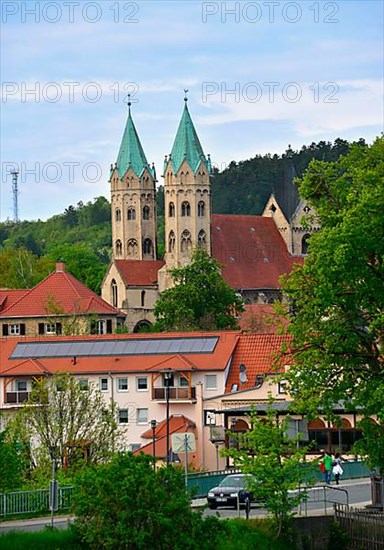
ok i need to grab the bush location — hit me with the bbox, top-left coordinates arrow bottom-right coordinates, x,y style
72,453 -> 226,549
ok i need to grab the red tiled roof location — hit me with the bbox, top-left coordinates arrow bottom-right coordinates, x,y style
136,415 -> 197,459
115,260 -> 165,287
0,331 -> 240,377
0,266 -> 122,318
238,304 -> 290,333
225,333 -> 292,393
0,290 -> 29,312
211,214 -> 302,290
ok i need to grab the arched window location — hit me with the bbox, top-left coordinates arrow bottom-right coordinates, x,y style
143,206 -> 150,220
128,207 -> 136,221
198,201 -> 205,217
302,233 -> 311,255
115,240 -> 122,256
198,229 -> 206,249
181,230 -> 192,253
127,239 -> 138,257
111,279 -> 118,307
168,230 -> 176,253
115,208 -> 121,222
169,202 -> 175,217
181,201 -> 190,217
143,238 -> 152,255
141,290 -> 145,307
180,171 -> 184,184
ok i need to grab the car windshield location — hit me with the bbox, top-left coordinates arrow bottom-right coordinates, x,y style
218,475 -> 248,489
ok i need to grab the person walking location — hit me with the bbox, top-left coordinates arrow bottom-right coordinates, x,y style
332,453 -> 343,485
323,451 -> 333,484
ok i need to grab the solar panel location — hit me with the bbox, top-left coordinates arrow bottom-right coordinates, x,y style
10,336 -> 219,359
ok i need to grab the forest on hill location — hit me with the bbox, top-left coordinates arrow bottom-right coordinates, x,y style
0,138 -> 366,292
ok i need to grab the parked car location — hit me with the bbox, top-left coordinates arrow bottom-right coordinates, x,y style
207,474 -> 256,509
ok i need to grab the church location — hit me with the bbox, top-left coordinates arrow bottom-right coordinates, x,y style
101,95 -> 319,332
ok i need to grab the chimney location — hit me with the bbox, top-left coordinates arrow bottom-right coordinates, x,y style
56,261 -> 66,272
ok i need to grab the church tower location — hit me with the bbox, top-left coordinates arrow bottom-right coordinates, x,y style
160,95 -> 212,284
110,99 -> 157,261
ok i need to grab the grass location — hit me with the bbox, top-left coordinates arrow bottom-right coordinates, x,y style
0,527 -> 83,550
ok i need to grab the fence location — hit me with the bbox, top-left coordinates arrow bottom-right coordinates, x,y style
0,486 -> 73,518
335,503 -> 384,549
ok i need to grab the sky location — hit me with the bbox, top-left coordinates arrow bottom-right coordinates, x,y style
1,0 -> 383,221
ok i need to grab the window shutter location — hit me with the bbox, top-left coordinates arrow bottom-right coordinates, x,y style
106,319 -> 113,334
90,321 -> 96,335
20,324 -> 26,336
56,323 -> 62,335
2,324 -> 9,336
38,323 -> 45,335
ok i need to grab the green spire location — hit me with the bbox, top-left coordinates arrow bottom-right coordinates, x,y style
169,94 -> 207,175
116,99 -> 150,179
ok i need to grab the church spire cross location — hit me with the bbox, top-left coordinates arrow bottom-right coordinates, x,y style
184,89 -> 189,102
125,93 -> 132,113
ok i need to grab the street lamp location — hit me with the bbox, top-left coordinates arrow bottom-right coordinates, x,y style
150,419 -> 157,471
164,370 -> 173,465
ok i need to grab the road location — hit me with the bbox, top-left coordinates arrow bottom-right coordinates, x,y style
202,478 -> 371,519
0,479 -> 371,532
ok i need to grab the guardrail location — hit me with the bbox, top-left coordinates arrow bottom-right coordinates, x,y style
0,486 -> 73,518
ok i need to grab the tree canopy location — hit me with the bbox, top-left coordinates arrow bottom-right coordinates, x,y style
15,373 -> 118,469
281,137 -> 384,469
153,248 -> 244,331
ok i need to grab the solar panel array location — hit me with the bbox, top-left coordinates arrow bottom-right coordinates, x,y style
11,337 -> 219,359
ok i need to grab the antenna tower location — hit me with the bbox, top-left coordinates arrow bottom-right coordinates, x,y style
10,170 -> 19,222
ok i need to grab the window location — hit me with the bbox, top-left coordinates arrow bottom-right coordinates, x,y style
179,377 -> 189,387
117,378 -> 128,391
16,380 -> 27,392
168,231 -> 176,253
79,379 -> 89,391
181,230 -> 192,253
205,375 -> 217,390
141,290 -> 145,307
127,207 -> 136,221
118,409 -> 129,424
38,323 -> 62,336
91,320 -> 112,335
136,408 -> 148,424
127,239 -> 138,257
302,233 -> 311,255
198,230 -> 206,249
143,206 -> 150,220
169,202 -> 175,217
278,381 -> 288,394
111,279 -> 118,308
10,324 -> 21,335
143,238 -> 152,255
100,378 -> 108,391
96,320 -> 105,335
115,208 -> 121,221
198,201 -> 205,217
115,240 -> 122,256
136,377 -> 148,391
181,201 -> 191,217
129,443 -> 141,452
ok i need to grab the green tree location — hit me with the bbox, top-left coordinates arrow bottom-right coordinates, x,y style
153,248 -> 244,331
224,405 -> 315,538
72,453 -> 225,550
17,373 -> 118,469
0,246 -> 53,288
0,422 -> 29,492
281,137 -> 384,470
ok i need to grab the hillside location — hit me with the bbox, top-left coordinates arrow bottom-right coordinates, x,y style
0,138 -> 365,292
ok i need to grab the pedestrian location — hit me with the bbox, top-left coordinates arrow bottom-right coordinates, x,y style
322,451 -> 333,484
332,453 -> 343,485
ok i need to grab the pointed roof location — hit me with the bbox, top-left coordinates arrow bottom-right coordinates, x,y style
0,263 -> 122,318
116,106 -> 150,179
169,99 -> 207,174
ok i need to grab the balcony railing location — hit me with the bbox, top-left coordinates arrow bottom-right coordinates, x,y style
153,386 -> 196,401
5,391 -> 30,404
